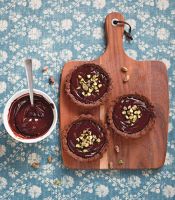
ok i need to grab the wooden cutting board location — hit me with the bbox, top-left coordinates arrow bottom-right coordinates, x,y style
59,12 -> 169,169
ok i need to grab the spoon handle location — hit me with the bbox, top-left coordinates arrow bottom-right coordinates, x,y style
25,59 -> 34,105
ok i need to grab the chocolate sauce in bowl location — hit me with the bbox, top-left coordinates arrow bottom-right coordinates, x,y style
67,119 -> 107,158
8,93 -> 54,139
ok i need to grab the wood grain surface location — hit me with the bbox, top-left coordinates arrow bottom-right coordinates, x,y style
59,12 -> 169,169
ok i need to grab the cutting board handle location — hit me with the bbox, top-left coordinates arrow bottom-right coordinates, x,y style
104,12 -> 125,55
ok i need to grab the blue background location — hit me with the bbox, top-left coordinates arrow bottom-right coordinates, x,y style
0,0 -> 174,199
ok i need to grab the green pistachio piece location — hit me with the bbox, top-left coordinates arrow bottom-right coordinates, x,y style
123,106 -> 127,110
125,115 -> 129,119
130,109 -> 133,113
76,144 -> 80,148
88,88 -> 93,93
118,159 -> 124,165
96,138 -> 101,143
93,82 -> 97,86
137,110 -> 141,114
82,84 -> 89,91
132,105 -> 137,110
129,115 -> 133,120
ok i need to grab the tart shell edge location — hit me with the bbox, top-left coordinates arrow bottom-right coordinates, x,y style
107,94 -> 155,139
65,63 -> 112,108
62,114 -> 109,162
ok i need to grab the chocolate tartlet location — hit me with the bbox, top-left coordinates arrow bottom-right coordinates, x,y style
62,115 -> 108,161
65,63 -> 111,107
108,94 -> 155,139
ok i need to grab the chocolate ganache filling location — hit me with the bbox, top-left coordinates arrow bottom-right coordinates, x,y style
70,64 -> 110,104
67,119 -> 107,158
112,95 -> 154,134
8,94 -> 54,139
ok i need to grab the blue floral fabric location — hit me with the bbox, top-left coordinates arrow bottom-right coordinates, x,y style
0,0 -> 175,199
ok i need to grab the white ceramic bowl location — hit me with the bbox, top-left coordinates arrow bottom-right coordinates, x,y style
3,89 -> 58,143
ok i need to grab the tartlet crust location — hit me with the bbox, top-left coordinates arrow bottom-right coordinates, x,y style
107,94 -> 155,139
62,114 -> 109,162
65,63 -> 112,108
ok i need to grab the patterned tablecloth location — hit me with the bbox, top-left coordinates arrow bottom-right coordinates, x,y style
0,0 -> 175,200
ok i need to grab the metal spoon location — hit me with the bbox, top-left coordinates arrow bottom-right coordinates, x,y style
25,59 -> 34,106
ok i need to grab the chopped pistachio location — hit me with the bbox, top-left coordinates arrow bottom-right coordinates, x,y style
75,129 -> 101,152
84,143 -> 89,147
42,66 -> 49,72
109,161 -> 113,169
96,138 -> 101,143
122,104 -> 142,125
123,74 -> 130,83
137,110 -> 141,114
118,159 -> 124,165
130,108 -> 133,113
89,136 -> 93,140
47,156 -> 52,163
53,179 -> 61,186
127,111 -> 131,115
133,115 -> 137,119
123,106 -> 127,110
132,105 -> 137,110
78,72 -> 101,97
121,66 -> 128,72
82,84 -> 89,91
122,111 -> 126,115
31,162 -> 40,169
114,145 -> 120,153
89,88 -> 93,93
129,115 -> 133,120
93,82 -> 97,86
132,118 -> 137,123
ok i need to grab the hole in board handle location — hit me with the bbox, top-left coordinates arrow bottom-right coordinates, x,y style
112,18 -> 119,26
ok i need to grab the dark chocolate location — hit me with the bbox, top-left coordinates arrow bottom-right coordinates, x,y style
8,93 -> 54,139
67,119 -> 107,158
70,64 -> 110,104
112,94 -> 154,134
